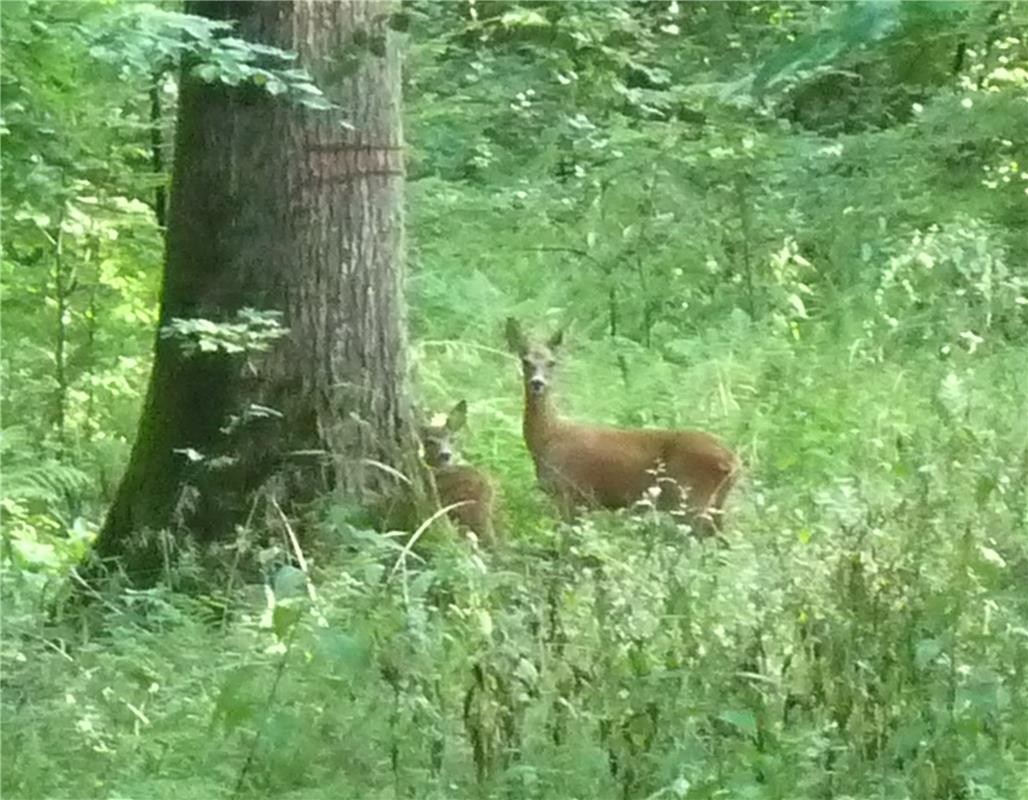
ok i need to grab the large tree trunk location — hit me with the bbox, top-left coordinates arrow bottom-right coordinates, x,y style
95,0 -> 425,580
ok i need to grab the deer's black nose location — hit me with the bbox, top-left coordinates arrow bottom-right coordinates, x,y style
437,449 -> 452,465
529,377 -> 546,394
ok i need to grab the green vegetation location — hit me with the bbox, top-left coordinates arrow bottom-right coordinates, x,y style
2,2 -> 1027,798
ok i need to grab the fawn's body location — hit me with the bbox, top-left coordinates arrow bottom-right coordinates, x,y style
420,401 -> 498,546
506,319 -> 739,530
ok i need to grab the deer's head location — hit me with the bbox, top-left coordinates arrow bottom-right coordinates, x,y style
419,400 -> 467,467
505,317 -> 563,398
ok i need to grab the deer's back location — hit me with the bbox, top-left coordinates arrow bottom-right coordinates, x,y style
537,423 -> 737,510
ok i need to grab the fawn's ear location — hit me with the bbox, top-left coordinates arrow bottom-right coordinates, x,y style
505,317 -> 527,354
547,327 -> 564,349
446,400 -> 468,432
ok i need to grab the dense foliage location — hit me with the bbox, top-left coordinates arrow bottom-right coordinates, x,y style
3,2 -> 1027,798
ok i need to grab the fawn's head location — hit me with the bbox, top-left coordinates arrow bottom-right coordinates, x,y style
505,317 -> 564,398
419,400 -> 468,467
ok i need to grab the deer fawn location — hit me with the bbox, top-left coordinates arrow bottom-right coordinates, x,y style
419,400 -> 499,547
505,318 -> 739,533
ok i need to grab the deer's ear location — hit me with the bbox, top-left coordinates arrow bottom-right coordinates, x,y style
446,400 -> 468,432
505,317 -> 526,354
547,328 -> 564,349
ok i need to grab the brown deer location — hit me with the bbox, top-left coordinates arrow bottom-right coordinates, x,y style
419,400 -> 499,547
505,318 -> 739,532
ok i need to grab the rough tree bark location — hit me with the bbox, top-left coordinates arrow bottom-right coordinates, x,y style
95,0 -> 427,580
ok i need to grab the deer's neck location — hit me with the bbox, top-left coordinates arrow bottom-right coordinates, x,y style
523,389 -> 558,461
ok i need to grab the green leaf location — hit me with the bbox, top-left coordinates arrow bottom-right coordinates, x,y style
499,9 -> 549,28
388,12 -> 410,33
299,96 -> 334,111
272,604 -> 303,639
717,709 -> 757,737
272,565 -> 308,598
975,476 -> 996,507
315,629 -> 372,673
213,667 -> 260,731
193,63 -> 218,82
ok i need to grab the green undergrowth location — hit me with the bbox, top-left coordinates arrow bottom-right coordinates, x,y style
4,318 -> 1026,800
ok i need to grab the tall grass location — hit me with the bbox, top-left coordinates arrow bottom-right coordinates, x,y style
4,306 -> 1026,799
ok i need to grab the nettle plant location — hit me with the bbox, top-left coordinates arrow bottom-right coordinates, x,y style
872,217 -> 1027,353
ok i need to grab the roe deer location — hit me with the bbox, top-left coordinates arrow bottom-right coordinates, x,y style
505,318 -> 739,532
420,400 -> 499,546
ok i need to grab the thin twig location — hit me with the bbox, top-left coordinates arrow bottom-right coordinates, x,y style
20,631 -> 75,663
362,458 -> 413,487
233,622 -> 299,797
269,496 -> 319,607
222,490 -> 265,632
68,568 -> 124,616
388,502 -> 469,582
520,245 -> 606,270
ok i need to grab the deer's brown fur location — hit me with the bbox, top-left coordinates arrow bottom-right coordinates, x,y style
420,401 -> 499,546
506,318 -> 739,531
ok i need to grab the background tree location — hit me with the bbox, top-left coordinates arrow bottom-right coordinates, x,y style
94,0 -> 424,580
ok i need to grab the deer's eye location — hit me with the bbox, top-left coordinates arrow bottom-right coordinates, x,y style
546,360 -> 556,368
